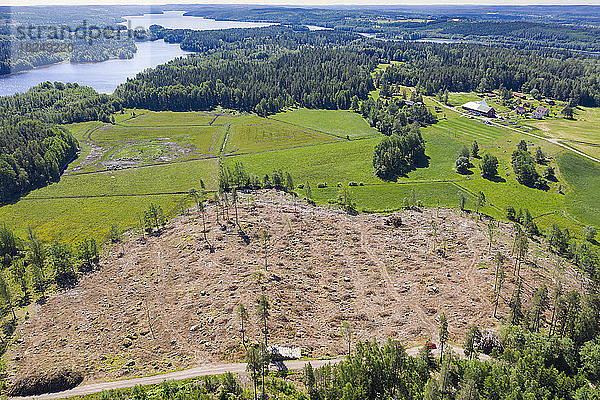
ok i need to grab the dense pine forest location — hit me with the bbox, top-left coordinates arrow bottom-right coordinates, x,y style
0,121 -> 77,205
115,48 -> 376,114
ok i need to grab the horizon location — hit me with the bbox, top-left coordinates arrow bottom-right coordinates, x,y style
4,1 -> 600,7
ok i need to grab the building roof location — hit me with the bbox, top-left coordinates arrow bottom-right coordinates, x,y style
462,100 -> 494,114
536,106 -> 549,113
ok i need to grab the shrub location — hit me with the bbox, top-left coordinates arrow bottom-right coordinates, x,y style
317,182 -> 327,189
506,206 -> 516,221
106,224 -> 121,243
585,226 -> 597,242
349,181 -> 358,186
385,214 -> 403,227
297,184 -> 304,189
359,182 -> 364,186
456,156 -> 471,174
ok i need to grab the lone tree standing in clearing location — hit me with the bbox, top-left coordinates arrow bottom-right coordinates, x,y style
232,187 -> 239,227
261,230 -> 270,271
493,252 -> 506,318
438,313 -> 448,362
514,226 -> 528,277
190,188 -> 210,248
476,191 -> 486,217
237,303 -> 249,349
305,181 -> 313,204
341,321 -> 353,356
459,192 -> 467,211
257,294 -> 270,349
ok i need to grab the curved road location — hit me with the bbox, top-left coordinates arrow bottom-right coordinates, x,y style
13,345 -> 488,400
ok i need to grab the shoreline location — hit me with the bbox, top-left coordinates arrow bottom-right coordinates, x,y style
0,49 -> 140,79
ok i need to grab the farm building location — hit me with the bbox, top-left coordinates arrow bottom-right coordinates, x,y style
462,100 -> 496,117
514,92 -> 527,99
515,106 -> 526,115
532,106 -> 550,119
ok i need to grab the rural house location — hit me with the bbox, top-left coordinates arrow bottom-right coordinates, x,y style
532,106 -> 549,119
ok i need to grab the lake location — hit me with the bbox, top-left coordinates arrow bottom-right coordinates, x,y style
0,11 -> 277,97
121,10 -> 278,31
0,39 -> 191,97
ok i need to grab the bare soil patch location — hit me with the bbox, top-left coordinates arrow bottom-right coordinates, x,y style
7,192 -> 576,385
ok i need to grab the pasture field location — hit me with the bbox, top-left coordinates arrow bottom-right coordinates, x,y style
558,152 -> 600,228
271,108 -> 380,138
119,110 -> 217,126
304,182 -> 475,213
0,158 -> 217,242
226,137 -> 382,185
533,107 -> 600,145
224,118 -> 338,154
446,92 -> 481,107
0,194 -> 188,243
2,99 -> 600,243
568,143 -> 600,160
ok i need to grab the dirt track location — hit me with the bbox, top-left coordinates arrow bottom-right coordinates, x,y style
7,192 -> 575,386
12,344 -> 489,400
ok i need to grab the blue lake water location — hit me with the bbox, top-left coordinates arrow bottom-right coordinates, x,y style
120,10 -> 277,31
0,39 -> 191,96
0,11 -> 277,97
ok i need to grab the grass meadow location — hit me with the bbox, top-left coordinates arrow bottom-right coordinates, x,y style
271,108 -> 380,138
2,99 -> 600,243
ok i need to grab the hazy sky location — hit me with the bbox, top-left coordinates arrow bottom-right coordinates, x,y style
4,0 -> 600,6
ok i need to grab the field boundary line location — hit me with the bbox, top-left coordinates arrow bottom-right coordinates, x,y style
268,114 -> 379,140
113,124 -> 221,128
450,181 -> 504,214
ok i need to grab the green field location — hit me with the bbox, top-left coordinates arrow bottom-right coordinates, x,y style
558,151 -> 600,228
0,158 -> 217,242
225,118 -> 337,154
120,110 -> 217,126
271,108 -> 380,138
2,96 -> 600,244
532,107 -> 600,144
